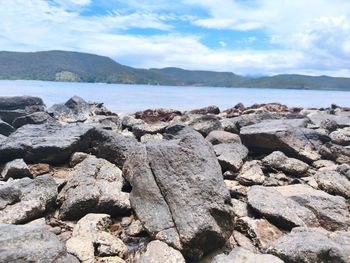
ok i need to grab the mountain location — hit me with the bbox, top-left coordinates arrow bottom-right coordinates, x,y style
1,50 -> 350,91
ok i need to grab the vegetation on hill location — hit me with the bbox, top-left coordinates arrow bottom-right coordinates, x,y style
0,50 -> 350,90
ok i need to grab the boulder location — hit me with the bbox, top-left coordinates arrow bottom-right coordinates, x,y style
121,115 -> 144,130
12,111 -> 54,128
267,227 -> 350,263
0,223 -> 78,263
212,247 -> 283,263
247,186 -> 319,230
236,161 -> 265,186
262,151 -> 309,177
214,143 -> 249,172
314,170 -> 350,198
58,155 -> 130,220
189,105 -> 220,115
0,175 -> 57,224
1,159 -> 32,180
307,112 -> 350,128
0,119 -> 14,136
134,108 -> 182,123
206,130 -> 241,145
274,184 -> 350,231
123,123 -> 234,260
185,114 -> 222,136
337,163 -> 350,180
330,127 -> 350,146
139,240 -> 186,263
319,142 -> 350,164
0,122 -> 94,164
66,214 -> 127,263
132,122 -> 168,139
240,119 -> 328,163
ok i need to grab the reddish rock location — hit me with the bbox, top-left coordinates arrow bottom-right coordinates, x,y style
189,105 -> 220,115
135,109 -> 182,123
28,163 -> 50,177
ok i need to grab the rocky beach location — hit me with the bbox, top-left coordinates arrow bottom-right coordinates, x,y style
0,95 -> 349,263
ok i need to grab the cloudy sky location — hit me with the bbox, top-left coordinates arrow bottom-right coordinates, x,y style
1,0 -> 350,76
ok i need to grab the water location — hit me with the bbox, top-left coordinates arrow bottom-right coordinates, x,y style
0,80 -> 349,113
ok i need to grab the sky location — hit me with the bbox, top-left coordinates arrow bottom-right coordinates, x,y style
1,0 -> 350,77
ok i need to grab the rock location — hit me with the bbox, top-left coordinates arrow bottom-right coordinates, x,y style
320,118 -> 338,132
0,119 -> 14,136
98,257 -> 125,263
240,119 -> 328,163
134,108 -> 182,123
235,217 -> 284,249
132,122 -> 168,139
314,170 -> 350,198
263,172 -> 290,186
312,159 -> 336,169
247,186 -> 319,230
0,223 -> 79,263
274,184 -> 350,231
12,111 -> 54,128
319,142 -> 350,164
121,115 -> 144,130
140,133 -> 163,143
58,155 -> 130,220
330,127 -> 350,146
186,114 -> 222,136
308,112 -> 350,128
225,180 -> 249,199
126,220 -> 146,237
206,130 -> 241,145
231,199 -> 249,218
1,159 -> 32,180
0,122 -> 94,165
28,163 -> 50,177
267,227 -> 350,263
66,214 -> 127,263
0,175 -> 57,224
212,247 -> 284,263
236,161 -> 265,186
214,143 -> 249,172
337,163 -> 350,180
189,105 -> 220,115
123,124 -> 234,260
139,240 -> 186,263
220,118 -> 240,134
0,96 -> 44,110
231,231 -> 257,252
262,151 -> 309,177
85,115 -> 122,131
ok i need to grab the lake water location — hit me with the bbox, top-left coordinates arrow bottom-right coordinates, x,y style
0,80 -> 349,113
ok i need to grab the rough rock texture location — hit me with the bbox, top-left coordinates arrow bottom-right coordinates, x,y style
330,128 -> 350,146
1,158 -> 32,180
0,96 -> 44,110
185,114 -> 222,136
206,130 -> 241,145
0,119 -> 15,136
0,175 -> 57,224
132,122 -> 168,138
307,112 -> 350,128
319,142 -> 350,164
12,111 -> 54,128
212,247 -> 284,263
240,119 -> 329,163
139,240 -> 186,263
66,214 -> 127,263
314,170 -> 350,198
262,151 -> 309,177
214,143 -> 249,172
0,122 -> 94,164
275,184 -> 350,231
268,227 -> 350,263
247,186 -> 319,230
134,108 -> 182,123
236,161 -> 265,186
123,123 -> 234,260
59,155 -> 130,220
189,105 -> 220,115
0,223 -> 79,263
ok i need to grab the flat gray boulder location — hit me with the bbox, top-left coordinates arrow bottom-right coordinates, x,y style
123,123 -> 234,260
214,143 -> 249,172
0,223 -> 78,263
206,130 -> 241,145
314,170 -> 350,198
139,240 -> 185,263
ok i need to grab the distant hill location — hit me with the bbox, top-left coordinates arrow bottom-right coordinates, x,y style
1,50 -> 350,91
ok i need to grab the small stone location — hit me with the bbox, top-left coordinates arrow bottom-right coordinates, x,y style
1,159 -> 32,180
236,160 -> 265,186
126,220 -> 145,237
28,163 -> 50,177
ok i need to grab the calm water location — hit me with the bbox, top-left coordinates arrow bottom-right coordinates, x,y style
0,80 -> 349,113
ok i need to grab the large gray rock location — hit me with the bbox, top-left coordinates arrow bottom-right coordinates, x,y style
308,112 -> 350,128
214,143 -> 249,172
212,247 -> 283,263
0,122 -> 94,164
275,184 -> 350,231
314,170 -> 350,198
139,240 -> 185,263
319,142 -> 350,164
0,223 -> 79,263
330,127 -> 350,146
267,227 -> 350,263
206,130 -> 241,145
247,186 -> 318,230
185,114 -> 222,136
12,111 -> 54,128
240,119 -> 329,163
262,151 -> 309,177
0,175 -> 57,224
123,123 -> 234,260
59,155 -> 130,220
1,158 -> 32,180
0,119 -> 14,136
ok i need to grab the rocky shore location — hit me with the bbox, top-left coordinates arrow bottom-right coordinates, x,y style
0,95 -> 349,263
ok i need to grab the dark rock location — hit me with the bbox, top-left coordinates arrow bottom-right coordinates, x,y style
319,142 -> 350,164
189,105 -> 220,115
267,227 -> 350,263
0,96 -> 44,111
0,119 -> 14,136
206,130 -> 241,145
240,119 -> 328,163
12,111 -> 54,128
58,155 -> 130,220
262,151 -> 309,177
135,108 -> 182,123
314,170 -> 350,198
214,143 -> 249,172
0,175 -> 57,224
123,124 -> 234,260
212,247 -> 283,263
1,159 -> 32,180
0,223 -> 79,263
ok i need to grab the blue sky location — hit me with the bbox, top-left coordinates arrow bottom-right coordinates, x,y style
1,0 -> 350,76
